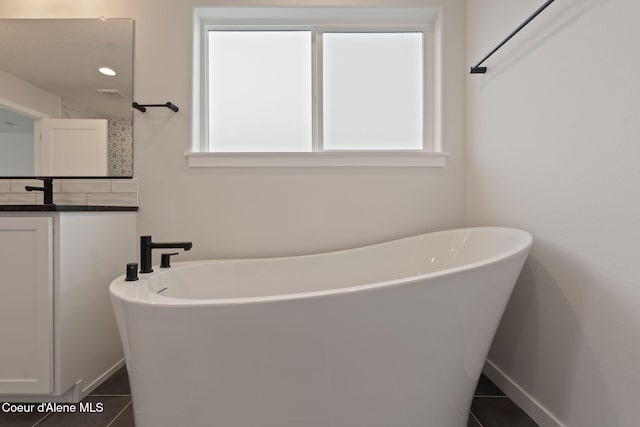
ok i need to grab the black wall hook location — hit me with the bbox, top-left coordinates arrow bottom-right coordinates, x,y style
132,102 -> 179,113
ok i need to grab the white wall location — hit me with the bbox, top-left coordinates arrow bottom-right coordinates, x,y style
466,1 -> 640,426
0,0 -> 466,261
0,132 -> 34,175
0,68 -> 60,118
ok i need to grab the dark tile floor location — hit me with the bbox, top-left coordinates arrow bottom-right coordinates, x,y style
0,367 -> 132,427
1,367 -> 538,426
468,375 -> 539,427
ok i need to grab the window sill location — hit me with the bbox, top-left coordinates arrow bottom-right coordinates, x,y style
186,151 -> 449,168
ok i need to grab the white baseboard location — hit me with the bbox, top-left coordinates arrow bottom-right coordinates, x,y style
80,358 -> 126,398
483,359 -> 566,427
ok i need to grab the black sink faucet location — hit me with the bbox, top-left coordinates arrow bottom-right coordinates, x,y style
140,235 -> 192,273
25,178 -> 54,205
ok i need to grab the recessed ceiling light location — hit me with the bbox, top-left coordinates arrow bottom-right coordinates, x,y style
99,67 -> 116,76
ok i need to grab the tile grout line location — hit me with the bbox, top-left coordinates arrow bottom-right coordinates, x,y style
106,401 -> 132,427
31,412 -> 52,427
91,394 -> 132,397
470,411 -> 484,427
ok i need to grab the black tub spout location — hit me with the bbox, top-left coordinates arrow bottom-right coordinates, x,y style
139,235 -> 192,273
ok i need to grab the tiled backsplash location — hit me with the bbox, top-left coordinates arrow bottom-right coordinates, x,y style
0,179 -> 138,206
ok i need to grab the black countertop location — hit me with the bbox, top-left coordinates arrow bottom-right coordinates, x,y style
0,205 -> 138,212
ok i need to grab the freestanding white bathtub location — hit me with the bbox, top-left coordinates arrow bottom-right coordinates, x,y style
110,227 -> 532,427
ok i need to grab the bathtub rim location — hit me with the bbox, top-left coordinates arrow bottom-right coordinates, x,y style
110,226 -> 532,307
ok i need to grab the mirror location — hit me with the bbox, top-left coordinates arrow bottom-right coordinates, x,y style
0,18 -> 133,177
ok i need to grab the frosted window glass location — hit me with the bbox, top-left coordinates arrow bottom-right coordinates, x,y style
323,32 -> 423,150
208,31 -> 312,152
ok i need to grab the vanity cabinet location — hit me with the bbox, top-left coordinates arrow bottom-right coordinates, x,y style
0,217 -> 53,394
0,210 -> 136,402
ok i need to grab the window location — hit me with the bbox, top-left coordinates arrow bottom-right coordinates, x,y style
322,32 -> 423,151
191,7 -> 446,167
208,31 -> 313,152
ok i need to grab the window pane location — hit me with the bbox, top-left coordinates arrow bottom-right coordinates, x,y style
208,31 -> 312,152
323,32 -> 423,150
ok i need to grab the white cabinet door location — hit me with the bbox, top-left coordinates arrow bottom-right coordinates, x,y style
0,217 -> 53,393
36,118 -> 108,176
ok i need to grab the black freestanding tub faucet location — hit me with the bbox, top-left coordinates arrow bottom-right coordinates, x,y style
140,235 -> 192,273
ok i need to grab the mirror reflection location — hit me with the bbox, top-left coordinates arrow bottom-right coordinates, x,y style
0,18 -> 134,177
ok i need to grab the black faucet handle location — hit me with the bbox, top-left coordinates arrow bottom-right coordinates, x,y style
125,263 -> 139,281
160,252 -> 180,269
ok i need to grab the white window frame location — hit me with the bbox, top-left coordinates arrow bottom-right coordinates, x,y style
189,7 -> 447,168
